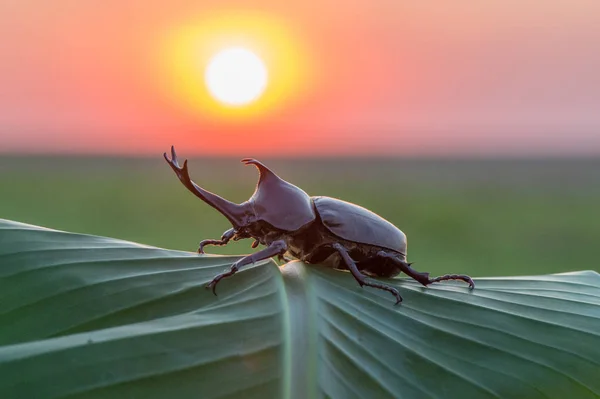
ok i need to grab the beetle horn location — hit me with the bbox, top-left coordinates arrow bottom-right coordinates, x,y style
241,158 -> 316,231
241,158 -> 290,196
164,146 -> 250,227
241,158 -> 278,184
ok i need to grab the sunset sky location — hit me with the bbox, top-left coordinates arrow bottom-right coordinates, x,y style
1,0 -> 599,156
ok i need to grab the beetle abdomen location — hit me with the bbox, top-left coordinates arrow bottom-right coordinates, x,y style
312,196 -> 407,256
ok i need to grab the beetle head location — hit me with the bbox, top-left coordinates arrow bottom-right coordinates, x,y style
241,158 -> 316,231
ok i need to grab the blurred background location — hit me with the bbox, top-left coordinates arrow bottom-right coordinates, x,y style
1,1 -> 599,278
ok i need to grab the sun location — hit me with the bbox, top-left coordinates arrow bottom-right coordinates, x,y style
205,47 -> 268,107
157,10 -> 315,123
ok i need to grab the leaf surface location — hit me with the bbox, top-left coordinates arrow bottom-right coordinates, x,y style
1,219 -> 599,399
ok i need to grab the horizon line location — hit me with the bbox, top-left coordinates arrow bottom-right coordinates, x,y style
1,150 -> 599,161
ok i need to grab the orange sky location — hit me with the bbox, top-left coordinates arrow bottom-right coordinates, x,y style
1,0 -> 599,156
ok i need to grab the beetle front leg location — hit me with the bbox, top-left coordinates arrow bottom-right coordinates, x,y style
198,228 -> 236,254
332,243 -> 403,304
206,239 -> 287,295
377,251 -> 475,289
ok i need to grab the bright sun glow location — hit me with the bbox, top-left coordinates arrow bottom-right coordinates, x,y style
158,10 -> 314,123
205,47 -> 268,106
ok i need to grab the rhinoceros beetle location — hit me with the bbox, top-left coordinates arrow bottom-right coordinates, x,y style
164,146 -> 474,304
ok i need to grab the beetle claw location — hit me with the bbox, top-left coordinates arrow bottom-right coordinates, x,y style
206,264 -> 240,297
206,279 -> 220,296
391,288 -> 403,305
206,273 -> 227,296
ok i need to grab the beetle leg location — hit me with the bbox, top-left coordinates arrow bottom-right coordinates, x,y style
198,228 -> 235,254
206,239 -> 287,295
429,273 -> 475,289
331,243 -> 403,305
377,251 -> 475,289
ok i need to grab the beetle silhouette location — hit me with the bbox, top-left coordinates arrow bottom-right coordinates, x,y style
164,146 -> 474,304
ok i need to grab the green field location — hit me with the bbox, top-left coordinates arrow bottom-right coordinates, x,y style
1,155 -> 598,278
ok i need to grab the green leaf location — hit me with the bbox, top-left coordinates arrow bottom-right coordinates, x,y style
1,218 -> 599,399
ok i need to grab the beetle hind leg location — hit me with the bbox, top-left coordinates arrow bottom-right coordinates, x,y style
428,273 -> 475,289
331,243 -> 403,305
377,251 -> 475,289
